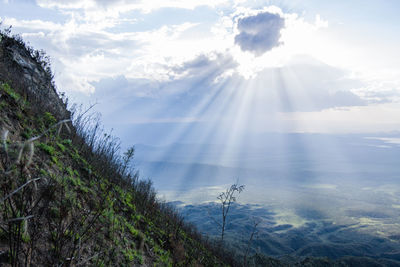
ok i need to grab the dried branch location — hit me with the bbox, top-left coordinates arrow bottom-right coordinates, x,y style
1,178 -> 41,203
8,215 -> 34,223
1,129 -> 9,159
27,119 -> 71,143
76,252 -> 102,266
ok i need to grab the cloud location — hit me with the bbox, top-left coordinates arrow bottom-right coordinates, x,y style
82,52 -> 239,128
234,11 -> 284,56
92,52 -> 237,99
261,58 -> 367,112
36,0 -> 229,14
79,53 -> 378,146
4,15 -> 210,93
350,70 -> 400,104
171,52 -> 238,80
87,53 -> 367,130
3,8 -> 370,112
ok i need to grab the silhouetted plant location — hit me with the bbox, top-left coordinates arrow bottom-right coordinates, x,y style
243,217 -> 260,267
211,183 -> 245,244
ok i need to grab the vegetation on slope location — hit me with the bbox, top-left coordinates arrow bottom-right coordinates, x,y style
0,27 -> 237,266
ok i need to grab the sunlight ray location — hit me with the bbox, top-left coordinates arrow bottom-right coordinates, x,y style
171,79 -> 246,194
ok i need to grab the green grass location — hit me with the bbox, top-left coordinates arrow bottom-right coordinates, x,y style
1,82 -> 21,101
38,143 -> 55,156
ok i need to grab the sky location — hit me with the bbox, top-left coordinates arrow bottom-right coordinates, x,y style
1,0 -> 400,146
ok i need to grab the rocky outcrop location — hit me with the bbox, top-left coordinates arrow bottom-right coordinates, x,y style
0,34 -> 69,120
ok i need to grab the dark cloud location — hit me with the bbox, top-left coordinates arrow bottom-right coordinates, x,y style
234,11 -> 285,56
171,52 -> 238,79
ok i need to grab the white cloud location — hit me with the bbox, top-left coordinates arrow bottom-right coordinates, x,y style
350,69 -> 400,104
3,17 -> 63,32
36,0 -> 229,15
4,14 -> 214,92
57,72 -> 95,94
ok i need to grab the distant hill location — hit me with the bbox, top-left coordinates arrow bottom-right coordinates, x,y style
175,202 -> 400,266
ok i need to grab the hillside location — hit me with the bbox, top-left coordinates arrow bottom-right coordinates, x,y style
0,30 -> 236,266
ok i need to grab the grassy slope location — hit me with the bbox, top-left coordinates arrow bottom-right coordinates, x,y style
0,32 -> 232,266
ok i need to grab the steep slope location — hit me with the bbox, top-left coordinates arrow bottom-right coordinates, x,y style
0,31 -> 234,266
